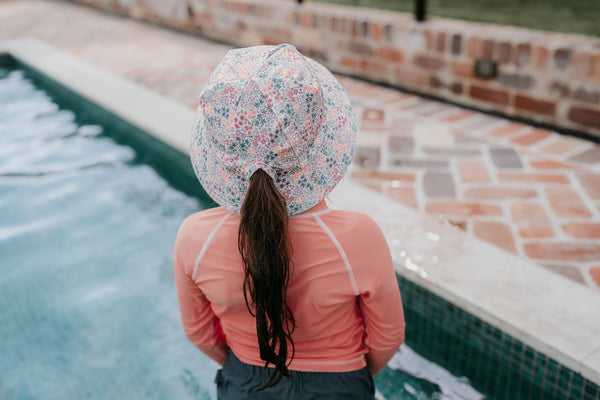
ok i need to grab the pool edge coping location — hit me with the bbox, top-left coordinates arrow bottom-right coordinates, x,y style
2,37 -> 599,387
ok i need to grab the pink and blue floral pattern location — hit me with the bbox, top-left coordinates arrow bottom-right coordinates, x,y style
191,43 -> 357,215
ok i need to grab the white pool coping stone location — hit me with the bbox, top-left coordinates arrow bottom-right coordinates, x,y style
3,38 -> 599,386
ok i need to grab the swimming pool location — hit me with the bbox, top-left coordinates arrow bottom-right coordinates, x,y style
0,66 -> 222,399
1,54 -> 598,400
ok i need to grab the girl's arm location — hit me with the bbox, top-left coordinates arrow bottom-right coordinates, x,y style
351,214 -> 406,375
174,260 -> 229,364
173,219 -> 229,364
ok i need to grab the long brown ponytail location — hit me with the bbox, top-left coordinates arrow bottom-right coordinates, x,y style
238,169 -> 296,390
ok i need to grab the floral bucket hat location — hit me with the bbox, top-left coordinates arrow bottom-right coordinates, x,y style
190,43 -> 357,215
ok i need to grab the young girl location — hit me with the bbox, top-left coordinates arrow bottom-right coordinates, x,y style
174,43 -> 405,399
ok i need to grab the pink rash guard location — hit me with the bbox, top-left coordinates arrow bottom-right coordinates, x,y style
174,200 -> 405,375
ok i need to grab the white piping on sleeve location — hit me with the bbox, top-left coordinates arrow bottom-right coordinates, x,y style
192,213 -> 230,280
291,208 -> 331,219
313,215 -> 360,296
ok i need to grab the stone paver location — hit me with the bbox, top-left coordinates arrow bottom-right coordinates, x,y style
546,188 -> 593,218
489,148 -> 524,169
472,221 -> 517,254
510,203 -> 554,238
1,0 -> 599,290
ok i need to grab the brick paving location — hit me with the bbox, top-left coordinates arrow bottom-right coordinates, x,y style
2,0 -> 599,289
344,76 -> 600,288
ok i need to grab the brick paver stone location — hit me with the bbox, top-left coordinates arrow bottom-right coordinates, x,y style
498,173 -> 569,184
423,172 -> 456,198
510,129 -> 552,146
453,134 -> 487,145
489,148 -> 523,168
545,188 -> 592,218
472,221 -> 517,253
576,173 -> 600,200
569,146 -> 600,164
388,137 -> 414,153
457,159 -> 491,183
540,138 -> 588,155
562,223 -> 600,239
465,187 -> 537,199
488,122 -> 528,138
524,243 -> 600,262
529,159 -> 577,169
391,159 -> 449,169
511,203 -> 554,238
421,147 -> 480,157
426,201 -> 503,216
441,110 -> 477,123
351,170 -> 416,183
363,108 -> 385,122
354,147 -> 380,168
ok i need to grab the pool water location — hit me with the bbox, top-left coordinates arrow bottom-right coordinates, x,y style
0,67 -> 485,399
0,68 -> 217,399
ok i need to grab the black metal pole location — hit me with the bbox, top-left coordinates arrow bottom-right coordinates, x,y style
415,0 -> 426,22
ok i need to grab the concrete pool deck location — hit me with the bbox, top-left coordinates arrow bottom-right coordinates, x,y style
1,0 -> 600,387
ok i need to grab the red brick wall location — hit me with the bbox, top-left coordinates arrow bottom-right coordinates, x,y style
70,0 -> 600,138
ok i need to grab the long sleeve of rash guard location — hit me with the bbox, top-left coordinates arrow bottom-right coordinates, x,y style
173,227 -> 229,365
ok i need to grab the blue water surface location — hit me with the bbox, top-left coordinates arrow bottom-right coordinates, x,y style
0,69 -> 217,400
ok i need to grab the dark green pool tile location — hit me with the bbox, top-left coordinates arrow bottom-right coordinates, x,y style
568,377 -> 581,400
557,372 -> 571,392
396,274 -> 600,399
583,379 -> 600,399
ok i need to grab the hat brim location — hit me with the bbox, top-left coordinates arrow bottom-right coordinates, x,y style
190,44 -> 357,215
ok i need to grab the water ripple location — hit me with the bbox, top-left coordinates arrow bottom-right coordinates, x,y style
0,69 -> 210,399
